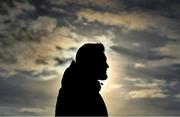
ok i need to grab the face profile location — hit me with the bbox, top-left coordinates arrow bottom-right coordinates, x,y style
75,43 -> 109,81
89,52 -> 109,80
55,43 -> 109,116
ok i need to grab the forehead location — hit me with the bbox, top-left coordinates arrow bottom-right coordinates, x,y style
96,52 -> 107,62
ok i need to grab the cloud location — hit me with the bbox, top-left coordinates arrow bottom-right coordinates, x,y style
1,0 -> 180,116
129,89 -> 167,98
175,94 -> 180,98
77,9 -> 151,30
125,98 -> 180,115
124,76 -> 166,88
121,0 -> 180,17
31,16 -> 57,34
0,13 -> 114,78
76,8 -> 180,39
49,0 -> 121,10
159,41 -> 180,61
125,63 -> 180,83
0,73 -> 59,115
111,45 -> 175,61
0,106 -> 20,116
18,107 -> 53,115
19,107 -> 44,115
123,63 -> 180,100
0,0 -> 35,18
134,63 -> 146,69
0,13 -> 73,71
134,79 -> 165,89
54,57 -> 72,66
0,69 -> 17,78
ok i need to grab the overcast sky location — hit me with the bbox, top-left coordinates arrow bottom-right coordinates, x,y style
0,0 -> 180,116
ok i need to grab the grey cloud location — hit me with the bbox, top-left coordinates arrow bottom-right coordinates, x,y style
56,46 -> 77,51
0,106 -> 22,116
0,0 -> 35,19
48,0 -> 122,12
29,69 -> 59,80
0,26 -> 37,65
124,63 -> 180,98
124,98 -> 180,115
0,0 -> 82,72
54,57 -> 72,66
129,5 -> 180,40
22,0 -> 77,21
126,63 -> 180,81
0,69 -> 59,115
54,46 -> 77,66
113,29 -> 177,48
0,0 -> 25,8
0,50 -> 17,64
0,67 -> 59,80
76,6 -> 180,40
111,45 -> 175,61
0,3 -> 58,68
105,93 -> 180,115
35,58 -> 48,65
109,29 -> 178,63
0,0 -> 180,116
121,0 -> 180,19
72,18 -> 115,37
47,0 -> 180,18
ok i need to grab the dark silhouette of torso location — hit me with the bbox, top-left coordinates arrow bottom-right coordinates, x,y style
55,61 -> 108,116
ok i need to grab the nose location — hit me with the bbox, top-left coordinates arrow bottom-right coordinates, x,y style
106,63 -> 109,68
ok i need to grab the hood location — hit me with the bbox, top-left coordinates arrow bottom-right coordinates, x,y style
61,60 -> 101,93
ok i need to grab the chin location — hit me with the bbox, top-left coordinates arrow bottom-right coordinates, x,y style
98,74 -> 108,80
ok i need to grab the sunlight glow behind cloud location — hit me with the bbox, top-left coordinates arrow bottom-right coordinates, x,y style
0,0 -> 180,116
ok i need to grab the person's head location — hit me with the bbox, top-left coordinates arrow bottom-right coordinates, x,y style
75,43 -> 109,80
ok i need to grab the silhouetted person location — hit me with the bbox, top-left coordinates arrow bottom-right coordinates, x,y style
55,43 -> 109,116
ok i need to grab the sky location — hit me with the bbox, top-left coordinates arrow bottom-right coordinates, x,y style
0,0 -> 180,116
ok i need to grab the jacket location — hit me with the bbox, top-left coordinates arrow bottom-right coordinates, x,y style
55,61 -> 108,116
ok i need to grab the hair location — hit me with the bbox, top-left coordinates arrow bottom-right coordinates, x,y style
75,43 -> 105,65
